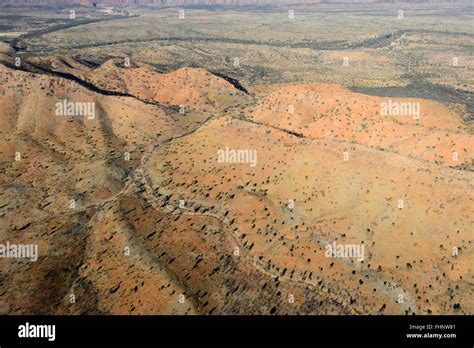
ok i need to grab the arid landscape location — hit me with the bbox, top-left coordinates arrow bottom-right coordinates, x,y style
0,0 -> 472,316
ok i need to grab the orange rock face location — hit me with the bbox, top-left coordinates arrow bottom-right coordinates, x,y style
2,56 -> 471,315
